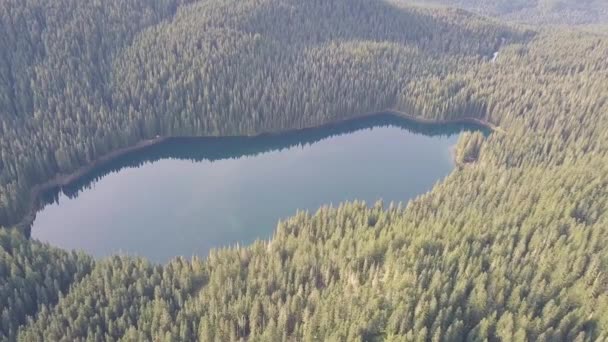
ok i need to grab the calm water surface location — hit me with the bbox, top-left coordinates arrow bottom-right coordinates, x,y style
32,114 -> 485,262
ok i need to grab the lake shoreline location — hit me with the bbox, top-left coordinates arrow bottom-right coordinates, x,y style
15,110 -> 498,232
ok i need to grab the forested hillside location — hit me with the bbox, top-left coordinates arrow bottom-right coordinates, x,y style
407,0 -> 608,25
1,0 -> 608,340
0,0 -> 526,229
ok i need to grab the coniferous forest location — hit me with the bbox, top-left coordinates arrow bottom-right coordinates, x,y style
410,0 -> 608,25
1,0 -> 608,340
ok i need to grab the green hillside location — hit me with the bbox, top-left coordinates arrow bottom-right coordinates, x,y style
1,0 -> 608,340
0,0 -> 525,229
407,0 -> 608,25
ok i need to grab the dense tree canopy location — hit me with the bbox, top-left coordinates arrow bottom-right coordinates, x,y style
0,0 -> 528,230
0,0 -> 607,340
407,0 -> 608,25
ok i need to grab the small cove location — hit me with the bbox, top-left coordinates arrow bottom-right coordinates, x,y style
31,114 -> 488,263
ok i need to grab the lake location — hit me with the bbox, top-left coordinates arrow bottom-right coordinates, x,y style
31,114 -> 486,263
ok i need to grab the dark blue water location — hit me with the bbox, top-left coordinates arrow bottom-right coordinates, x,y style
32,114 -> 485,263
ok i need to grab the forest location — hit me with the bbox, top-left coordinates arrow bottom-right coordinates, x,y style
408,0 -> 608,25
1,0 -> 608,340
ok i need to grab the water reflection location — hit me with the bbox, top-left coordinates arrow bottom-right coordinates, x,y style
33,113 -> 487,262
